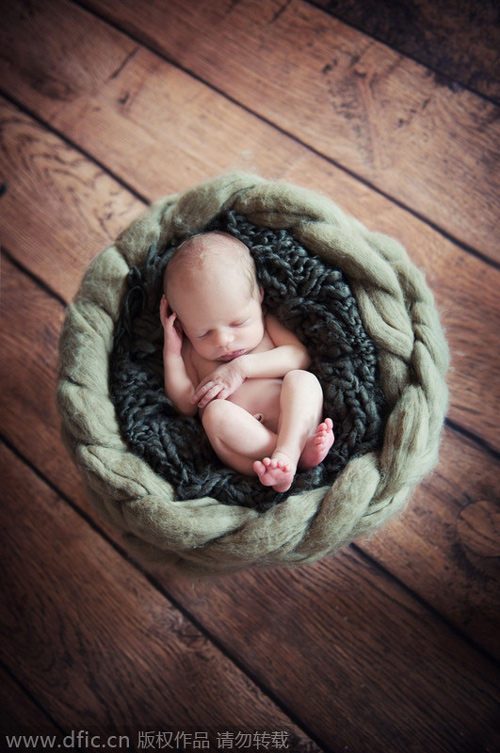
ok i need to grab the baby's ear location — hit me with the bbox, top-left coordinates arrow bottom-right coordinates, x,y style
159,295 -> 167,324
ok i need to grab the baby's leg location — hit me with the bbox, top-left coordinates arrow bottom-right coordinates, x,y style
202,399 -> 277,476
254,370 -> 333,493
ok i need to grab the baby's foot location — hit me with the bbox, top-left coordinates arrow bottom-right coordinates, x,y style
299,418 -> 334,470
253,453 -> 295,493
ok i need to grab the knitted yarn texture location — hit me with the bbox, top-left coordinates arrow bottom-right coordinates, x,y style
109,211 -> 386,512
56,173 -> 449,576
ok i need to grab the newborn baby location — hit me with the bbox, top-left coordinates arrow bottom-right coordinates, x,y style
160,231 -> 333,492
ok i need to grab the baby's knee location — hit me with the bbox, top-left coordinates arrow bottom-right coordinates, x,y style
284,369 -> 321,392
201,399 -> 229,434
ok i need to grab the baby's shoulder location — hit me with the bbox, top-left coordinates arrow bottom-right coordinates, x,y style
263,311 -> 283,331
264,312 -> 306,349
264,312 -> 292,337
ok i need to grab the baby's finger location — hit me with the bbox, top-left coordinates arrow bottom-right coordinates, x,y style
192,380 -> 209,401
197,382 -> 224,407
172,315 -> 183,336
197,387 -> 218,407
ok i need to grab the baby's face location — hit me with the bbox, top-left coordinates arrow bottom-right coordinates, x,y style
171,267 -> 265,363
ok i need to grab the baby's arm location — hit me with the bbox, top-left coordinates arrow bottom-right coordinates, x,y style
193,314 -> 310,407
241,314 -> 311,377
160,297 -> 198,416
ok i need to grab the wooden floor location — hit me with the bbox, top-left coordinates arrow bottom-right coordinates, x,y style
1,0 -> 499,751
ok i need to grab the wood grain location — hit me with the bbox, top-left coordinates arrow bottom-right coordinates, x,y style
77,0 -> 500,264
0,441 -> 320,750
314,0 -> 500,103
0,668 -> 59,734
0,102 -> 143,301
0,0 -> 304,199
359,425 -> 500,660
1,0 -> 499,265
157,551 -> 500,752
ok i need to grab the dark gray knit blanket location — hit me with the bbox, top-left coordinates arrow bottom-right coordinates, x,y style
110,212 -> 387,511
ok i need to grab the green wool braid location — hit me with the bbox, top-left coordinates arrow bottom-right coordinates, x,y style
56,173 -> 449,576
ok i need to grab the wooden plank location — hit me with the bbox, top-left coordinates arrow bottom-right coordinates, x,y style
0,0 -> 304,204
0,441 -> 320,750
72,0 -> 500,265
359,424 -> 500,660
314,0 -> 500,103
1,0 -> 499,266
158,550 -> 500,752
2,213 -> 500,663
0,103 -> 143,302
0,668 -> 59,734
0,253 -> 76,491
1,95 -> 499,452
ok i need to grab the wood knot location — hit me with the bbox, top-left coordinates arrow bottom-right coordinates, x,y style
456,500 -> 500,578
457,500 -> 500,558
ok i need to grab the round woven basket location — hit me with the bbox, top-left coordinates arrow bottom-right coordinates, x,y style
57,173 -> 449,576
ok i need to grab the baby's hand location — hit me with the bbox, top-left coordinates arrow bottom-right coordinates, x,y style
160,296 -> 183,356
193,361 -> 246,408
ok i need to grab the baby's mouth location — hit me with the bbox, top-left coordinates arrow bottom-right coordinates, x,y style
219,350 -> 245,362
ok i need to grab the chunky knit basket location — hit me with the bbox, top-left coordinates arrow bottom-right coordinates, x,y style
57,173 -> 449,576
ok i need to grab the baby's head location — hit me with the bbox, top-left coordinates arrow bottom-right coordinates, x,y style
165,231 -> 259,299
164,232 -> 265,362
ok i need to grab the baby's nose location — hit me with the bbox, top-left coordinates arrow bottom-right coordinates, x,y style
216,328 -> 234,346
